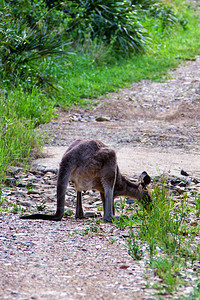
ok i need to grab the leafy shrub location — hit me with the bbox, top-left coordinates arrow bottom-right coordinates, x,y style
66,0 -> 150,54
65,0 -> 179,54
145,2 -> 178,32
0,4 -> 71,89
1,0 -> 64,28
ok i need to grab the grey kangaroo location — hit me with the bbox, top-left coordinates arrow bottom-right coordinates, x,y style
21,139 -> 151,222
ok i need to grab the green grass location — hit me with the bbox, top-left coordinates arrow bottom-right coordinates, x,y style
0,89 -> 53,181
0,0 -> 200,182
1,89 -> 54,125
112,183 -> 200,296
0,193 -> 28,215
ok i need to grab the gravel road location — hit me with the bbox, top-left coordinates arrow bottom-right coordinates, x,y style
1,54 -> 200,299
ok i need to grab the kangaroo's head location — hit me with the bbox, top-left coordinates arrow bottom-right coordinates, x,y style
138,171 -> 152,209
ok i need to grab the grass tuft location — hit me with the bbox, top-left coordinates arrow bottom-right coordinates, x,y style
112,182 -> 200,294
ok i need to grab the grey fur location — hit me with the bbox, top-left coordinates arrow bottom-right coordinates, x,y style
21,139 -> 151,222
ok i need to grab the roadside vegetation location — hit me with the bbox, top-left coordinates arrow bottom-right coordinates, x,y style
112,183 -> 200,297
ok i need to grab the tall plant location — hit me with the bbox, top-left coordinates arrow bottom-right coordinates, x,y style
0,5 -> 71,89
66,0 -> 150,54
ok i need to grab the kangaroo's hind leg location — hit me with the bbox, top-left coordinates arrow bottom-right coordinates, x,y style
75,191 -> 85,219
100,192 -> 115,217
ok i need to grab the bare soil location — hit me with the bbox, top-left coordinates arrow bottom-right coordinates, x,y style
1,56 -> 200,300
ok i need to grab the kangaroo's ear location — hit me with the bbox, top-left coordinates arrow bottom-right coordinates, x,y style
139,171 -> 151,187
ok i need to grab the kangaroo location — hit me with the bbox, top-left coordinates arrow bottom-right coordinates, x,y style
21,139 -> 151,222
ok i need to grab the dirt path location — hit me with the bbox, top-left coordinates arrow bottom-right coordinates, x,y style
38,56 -> 200,177
1,55 -> 200,299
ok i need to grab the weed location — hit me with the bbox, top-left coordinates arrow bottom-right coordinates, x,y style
85,219 -> 101,226
64,209 -> 73,217
80,225 -> 99,236
81,228 -> 90,236
110,238 -> 117,244
112,215 -> 131,230
26,182 -> 35,191
126,220 -> 143,260
11,203 -> 20,214
0,192 -> 10,214
80,219 -> 102,236
138,184 -> 188,258
114,198 -> 131,220
90,225 -> 99,233
1,200 -> 28,215
194,193 -> 200,217
151,257 -> 183,292
0,190 -> 4,206
97,206 -> 104,212
36,201 -> 46,211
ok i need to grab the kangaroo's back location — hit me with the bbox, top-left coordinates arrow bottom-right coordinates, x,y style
60,139 -> 117,174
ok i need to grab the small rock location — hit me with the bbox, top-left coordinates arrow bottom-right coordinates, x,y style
44,168 -> 58,174
93,200 -> 102,206
126,199 -> 134,205
27,190 -> 40,195
33,165 -> 46,174
31,194 -> 41,199
5,178 -> 17,187
17,200 -> 33,207
35,263 -> 48,268
193,178 -> 200,184
95,116 -> 110,122
176,186 -> 186,194
11,291 -> 19,295
7,166 -> 22,176
15,192 -> 26,198
171,178 -> 181,186
17,181 -> 28,188
96,245 -> 101,249
181,169 -> 189,176
119,265 -> 129,270
84,211 -> 101,218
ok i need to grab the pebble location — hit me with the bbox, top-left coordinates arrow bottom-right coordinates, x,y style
27,190 -> 40,195
84,211 -> 102,218
181,169 -> 189,176
11,291 -> 19,295
95,116 -> 110,122
95,245 -> 102,249
126,199 -> 134,205
7,166 -> 22,176
5,178 -> 17,187
35,263 -> 48,268
17,201 -> 33,207
15,192 -> 26,198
